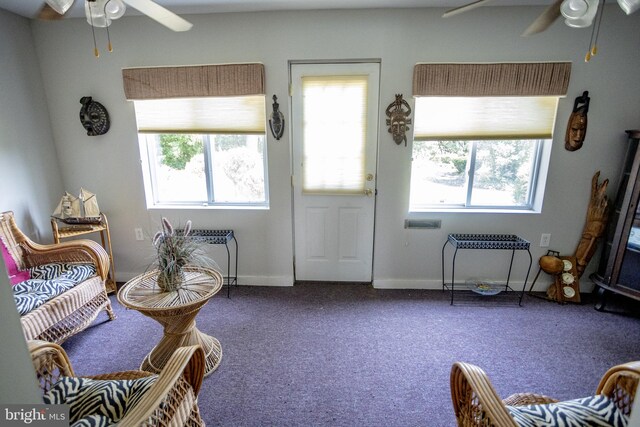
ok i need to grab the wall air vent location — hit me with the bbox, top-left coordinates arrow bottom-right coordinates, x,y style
404,219 -> 441,229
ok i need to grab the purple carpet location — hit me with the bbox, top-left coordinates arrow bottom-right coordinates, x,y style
63,283 -> 640,426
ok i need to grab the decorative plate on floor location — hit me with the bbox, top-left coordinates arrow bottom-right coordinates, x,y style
469,281 -> 502,296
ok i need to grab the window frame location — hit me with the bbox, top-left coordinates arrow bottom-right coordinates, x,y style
409,137 -> 547,213
139,133 -> 270,210
409,138 -> 550,212
409,62 -> 570,214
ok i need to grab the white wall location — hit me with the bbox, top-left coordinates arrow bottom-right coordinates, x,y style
24,5 -> 640,291
0,9 -> 65,240
0,9 -> 60,403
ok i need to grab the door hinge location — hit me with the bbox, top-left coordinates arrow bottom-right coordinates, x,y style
289,83 -> 293,97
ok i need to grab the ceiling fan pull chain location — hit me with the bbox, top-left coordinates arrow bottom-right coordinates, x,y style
87,2 -> 100,57
585,0 -> 605,62
591,0 -> 605,55
106,27 -> 113,53
104,0 -> 114,52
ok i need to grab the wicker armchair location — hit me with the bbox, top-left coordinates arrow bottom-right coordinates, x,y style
451,360 -> 640,426
1,211 -> 115,343
29,340 -> 205,426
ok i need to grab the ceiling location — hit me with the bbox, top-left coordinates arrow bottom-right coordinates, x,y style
0,0 -> 554,20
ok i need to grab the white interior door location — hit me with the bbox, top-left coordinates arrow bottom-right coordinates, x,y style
291,62 -> 380,282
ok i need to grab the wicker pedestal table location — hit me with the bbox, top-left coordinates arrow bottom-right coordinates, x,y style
118,266 -> 223,377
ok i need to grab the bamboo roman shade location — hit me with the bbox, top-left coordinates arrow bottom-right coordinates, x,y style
123,63 -> 266,134
412,62 -> 571,140
412,62 -> 571,97
123,63 -> 265,99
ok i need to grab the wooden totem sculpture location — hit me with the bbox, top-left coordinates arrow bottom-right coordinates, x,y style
574,171 -> 610,278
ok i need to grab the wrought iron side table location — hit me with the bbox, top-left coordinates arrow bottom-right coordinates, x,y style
189,229 -> 238,298
441,234 -> 533,305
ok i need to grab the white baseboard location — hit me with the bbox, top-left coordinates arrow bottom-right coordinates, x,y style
239,275 -> 294,287
117,271 -> 584,293
372,279 -> 442,289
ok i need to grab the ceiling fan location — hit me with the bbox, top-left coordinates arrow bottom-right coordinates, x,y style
443,0 -> 640,36
39,0 -> 192,31
39,0 -> 192,57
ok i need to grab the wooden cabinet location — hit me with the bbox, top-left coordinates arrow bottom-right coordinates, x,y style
51,213 -> 117,294
591,130 -> 640,310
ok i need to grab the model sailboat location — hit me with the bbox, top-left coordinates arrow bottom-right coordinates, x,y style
52,188 -> 101,224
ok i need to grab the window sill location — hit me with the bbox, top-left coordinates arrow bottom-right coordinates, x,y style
409,207 -> 540,214
147,204 -> 270,211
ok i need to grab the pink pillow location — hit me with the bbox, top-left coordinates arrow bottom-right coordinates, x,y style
1,238 -> 30,285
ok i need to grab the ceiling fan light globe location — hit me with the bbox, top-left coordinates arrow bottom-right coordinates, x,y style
617,0 -> 640,14
105,0 -> 126,19
563,0 -> 599,28
85,0 -> 106,18
560,0 -> 589,19
86,14 -> 112,27
564,17 -> 591,27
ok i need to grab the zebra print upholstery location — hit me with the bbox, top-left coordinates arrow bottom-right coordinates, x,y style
13,263 -> 96,316
451,361 -> 639,427
29,340 -> 206,426
1,210 -> 115,344
507,395 -> 628,427
44,376 -> 158,427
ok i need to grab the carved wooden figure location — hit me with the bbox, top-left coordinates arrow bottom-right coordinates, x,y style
574,171 -> 610,277
565,91 -> 590,151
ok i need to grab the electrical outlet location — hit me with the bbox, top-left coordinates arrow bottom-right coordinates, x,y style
540,233 -> 551,247
135,228 -> 144,241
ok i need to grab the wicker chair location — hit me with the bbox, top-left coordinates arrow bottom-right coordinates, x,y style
29,340 -> 205,426
451,360 -> 640,426
1,211 -> 115,343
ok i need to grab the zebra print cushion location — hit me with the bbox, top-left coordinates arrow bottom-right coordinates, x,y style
507,394 -> 628,427
29,263 -> 73,280
12,263 -> 96,316
44,375 -> 158,427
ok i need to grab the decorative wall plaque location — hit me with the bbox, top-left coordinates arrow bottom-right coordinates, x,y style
269,95 -> 285,140
79,96 -> 110,136
385,94 -> 411,146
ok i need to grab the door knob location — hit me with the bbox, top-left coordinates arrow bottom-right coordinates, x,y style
364,188 -> 374,197
366,173 -> 374,181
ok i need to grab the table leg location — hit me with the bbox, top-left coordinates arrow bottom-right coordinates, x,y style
140,309 -> 222,377
518,249 -> 533,306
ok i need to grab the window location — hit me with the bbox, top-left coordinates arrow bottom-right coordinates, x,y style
411,138 -> 542,208
409,62 -> 571,212
301,74 -> 369,194
123,63 -> 268,208
141,133 -> 267,206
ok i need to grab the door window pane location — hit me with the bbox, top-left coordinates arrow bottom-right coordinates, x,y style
301,75 -> 367,194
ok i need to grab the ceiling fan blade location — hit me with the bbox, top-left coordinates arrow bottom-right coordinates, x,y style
123,0 -> 193,31
44,0 -> 75,15
442,0 -> 495,18
521,0 -> 563,36
38,4 -> 64,20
